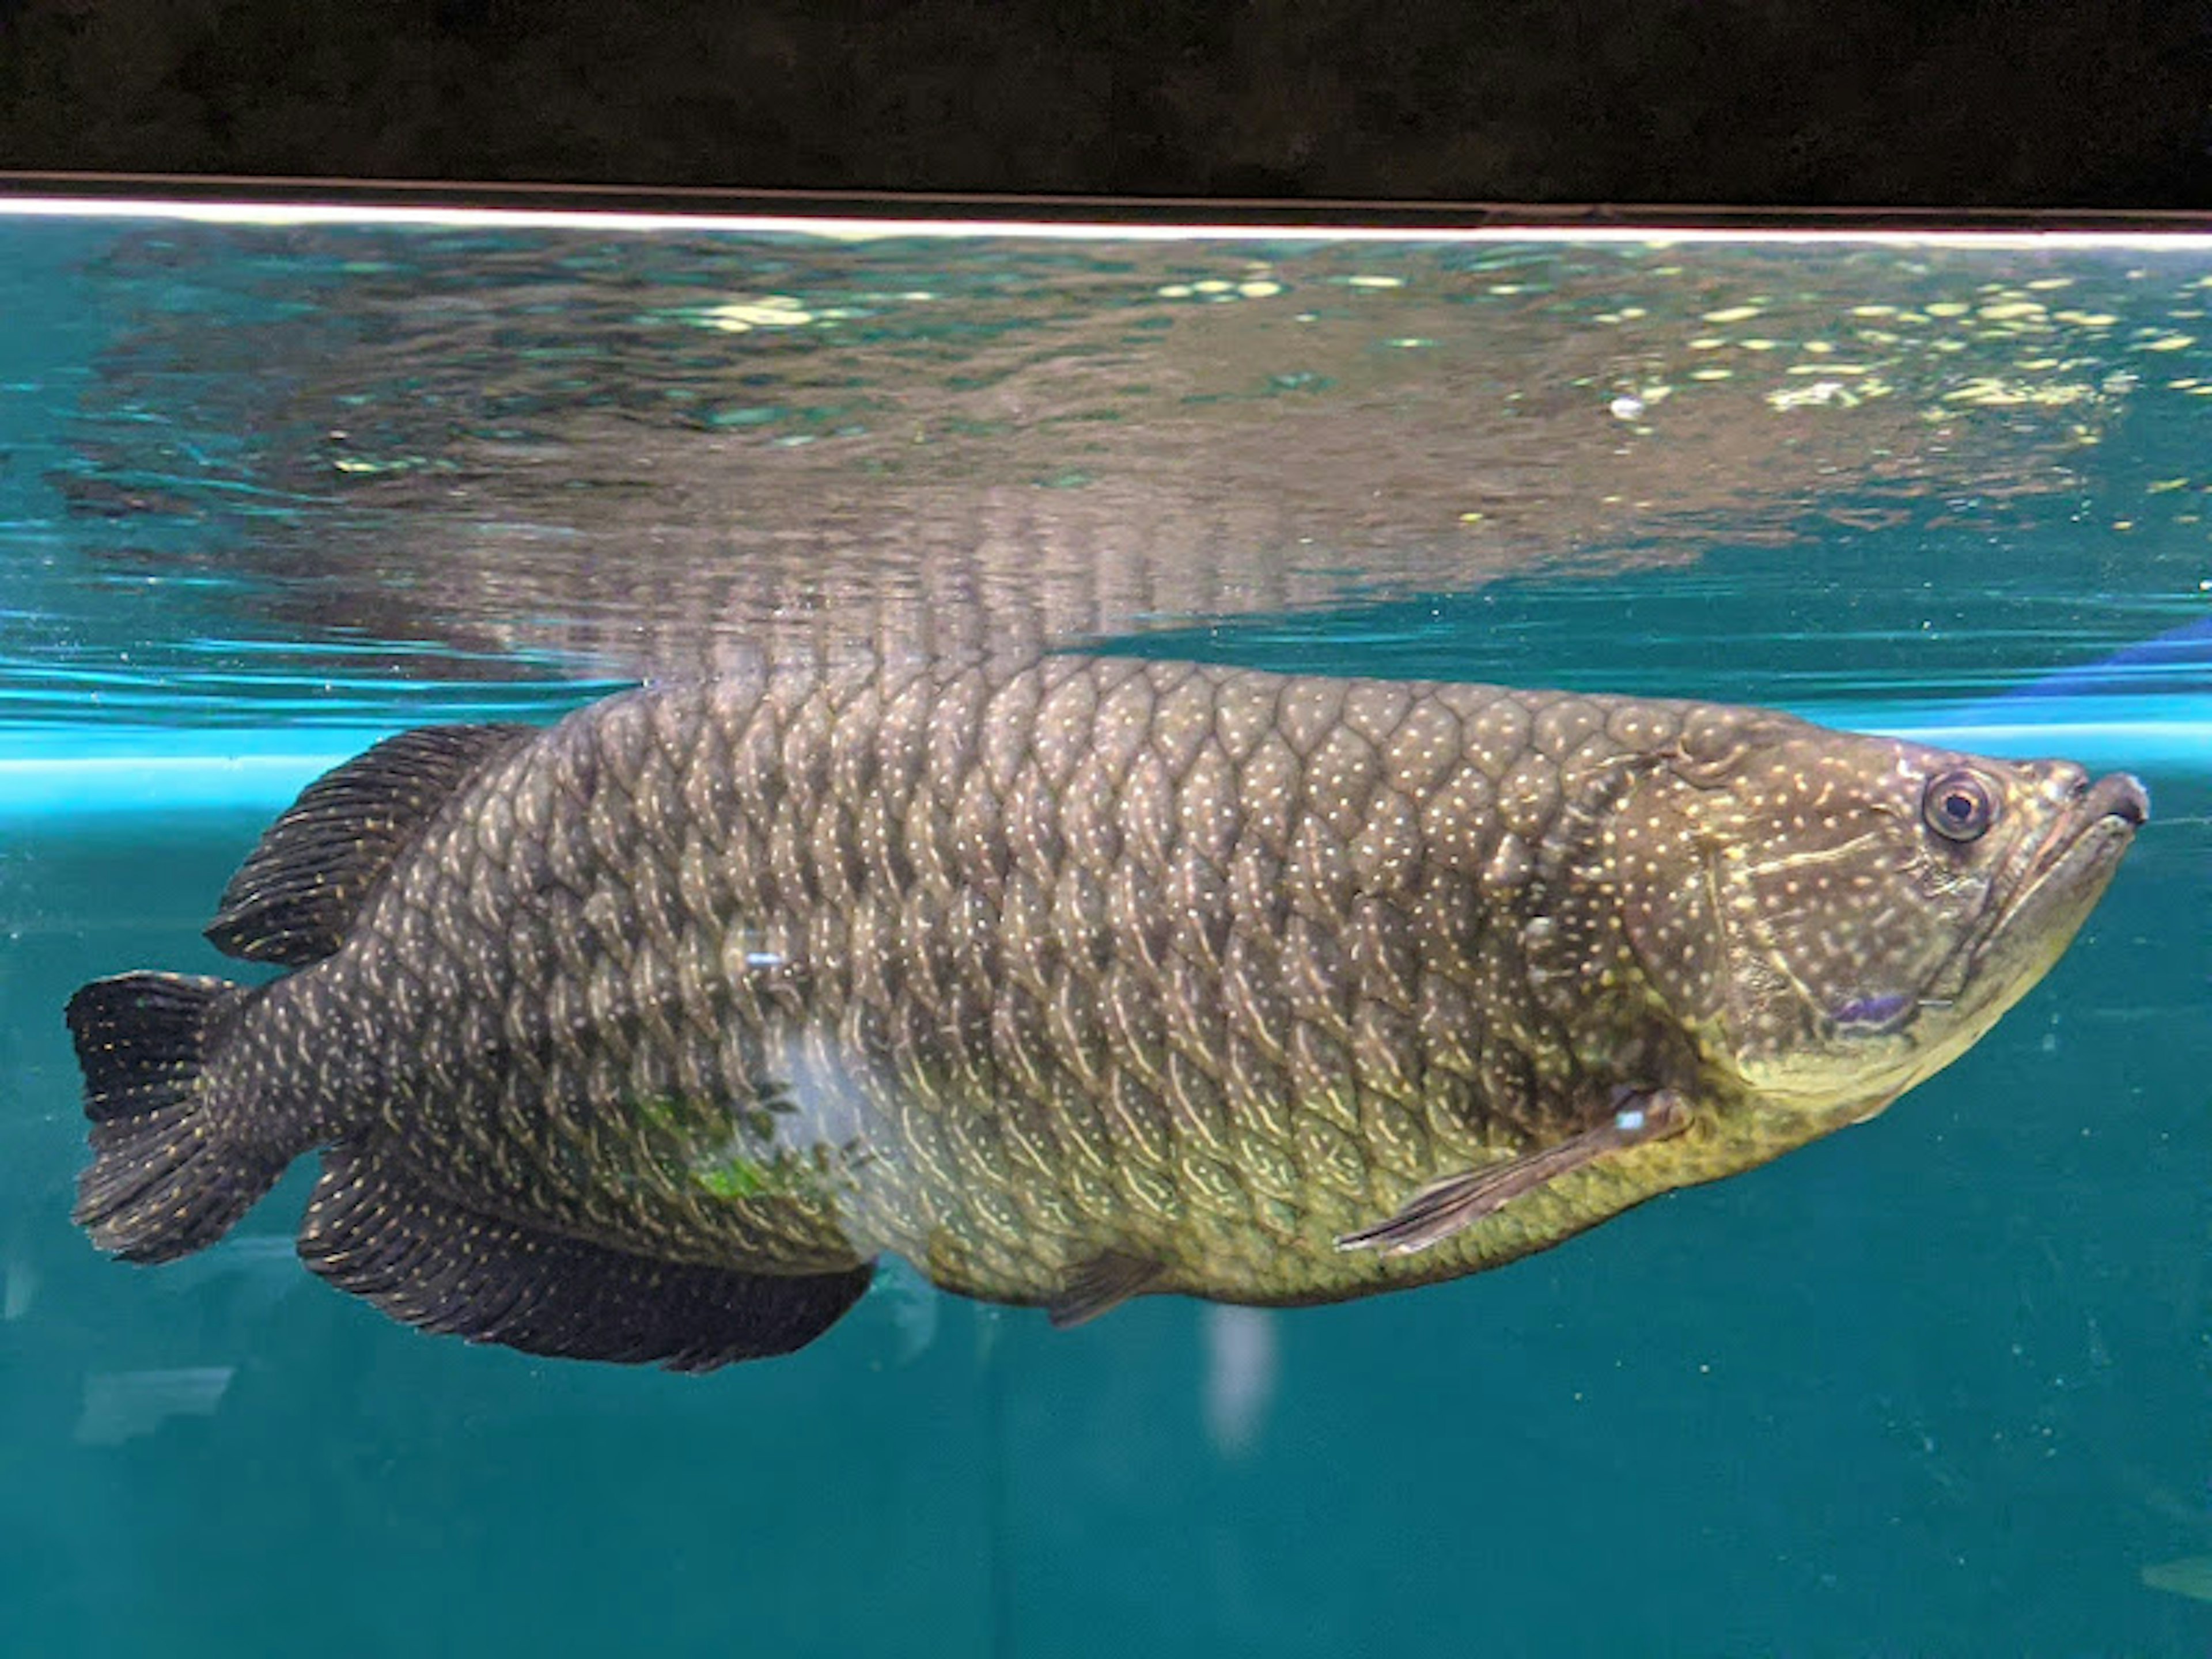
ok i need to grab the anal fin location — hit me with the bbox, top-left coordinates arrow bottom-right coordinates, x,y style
1047,1251 -> 1166,1329
1336,1089 -> 1691,1257
207,722 -> 534,967
299,1142 -> 872,1370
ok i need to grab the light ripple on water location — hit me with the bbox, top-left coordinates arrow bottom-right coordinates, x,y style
3,689 -> 2203,824
73,1368 -> 235,1447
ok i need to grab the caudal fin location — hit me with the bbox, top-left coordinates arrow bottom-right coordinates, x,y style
66,972 -> 285,1263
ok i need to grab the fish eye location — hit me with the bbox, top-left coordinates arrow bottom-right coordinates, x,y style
1922,769 -> 1998,842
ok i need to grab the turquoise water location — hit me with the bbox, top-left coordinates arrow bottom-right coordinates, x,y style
3,204 -> 2211,1656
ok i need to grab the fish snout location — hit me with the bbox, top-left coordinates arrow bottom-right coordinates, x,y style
2088,772 -> 2150,829
2029,763 -> 2146,829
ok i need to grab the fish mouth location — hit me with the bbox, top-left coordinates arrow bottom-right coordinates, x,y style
2010,772 -> 2146,900
1942,770 -> 2146,1008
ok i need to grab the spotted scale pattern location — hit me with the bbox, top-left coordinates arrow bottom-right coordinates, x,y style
209,654 -> 2071,1310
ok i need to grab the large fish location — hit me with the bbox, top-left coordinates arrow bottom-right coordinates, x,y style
66,655 -> 2146,1368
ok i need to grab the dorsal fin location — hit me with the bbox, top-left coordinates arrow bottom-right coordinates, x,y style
206,722 -> 534,967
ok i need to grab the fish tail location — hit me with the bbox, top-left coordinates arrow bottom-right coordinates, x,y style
67,972 -> 285,1263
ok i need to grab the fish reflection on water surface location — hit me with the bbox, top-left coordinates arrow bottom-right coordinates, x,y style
65,654 -> 2145,1369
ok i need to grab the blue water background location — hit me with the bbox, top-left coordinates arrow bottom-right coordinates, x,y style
3,211 -> 2210,1657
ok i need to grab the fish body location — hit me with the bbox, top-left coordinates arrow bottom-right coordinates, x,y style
66,655 -> 2145,1367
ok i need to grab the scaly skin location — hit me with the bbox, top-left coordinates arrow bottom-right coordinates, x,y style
199,653 -> 2138,1312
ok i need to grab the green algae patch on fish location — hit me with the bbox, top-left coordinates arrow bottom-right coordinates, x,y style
689,1141 -> 850,1206
62,655 -> 2147,1370
695,1159 -> 775,1201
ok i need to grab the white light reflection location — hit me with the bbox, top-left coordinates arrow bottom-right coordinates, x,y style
1201,1304 -> 1279,1459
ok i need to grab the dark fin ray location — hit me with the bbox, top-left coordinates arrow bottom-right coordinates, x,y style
1337,1089 -> 1692,1257
1047,1251 -> 1166,1329
206,722 -> 533,966
298,1143 -> 872,1370
67,973 -> 286,1263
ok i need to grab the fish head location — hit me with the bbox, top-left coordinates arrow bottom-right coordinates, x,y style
1599,714 -> 2146,1123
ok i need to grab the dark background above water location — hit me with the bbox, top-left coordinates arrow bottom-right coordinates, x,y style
2,0 -> 2211,207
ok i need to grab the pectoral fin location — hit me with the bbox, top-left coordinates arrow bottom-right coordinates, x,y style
1335,1089 -> 1690,1257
